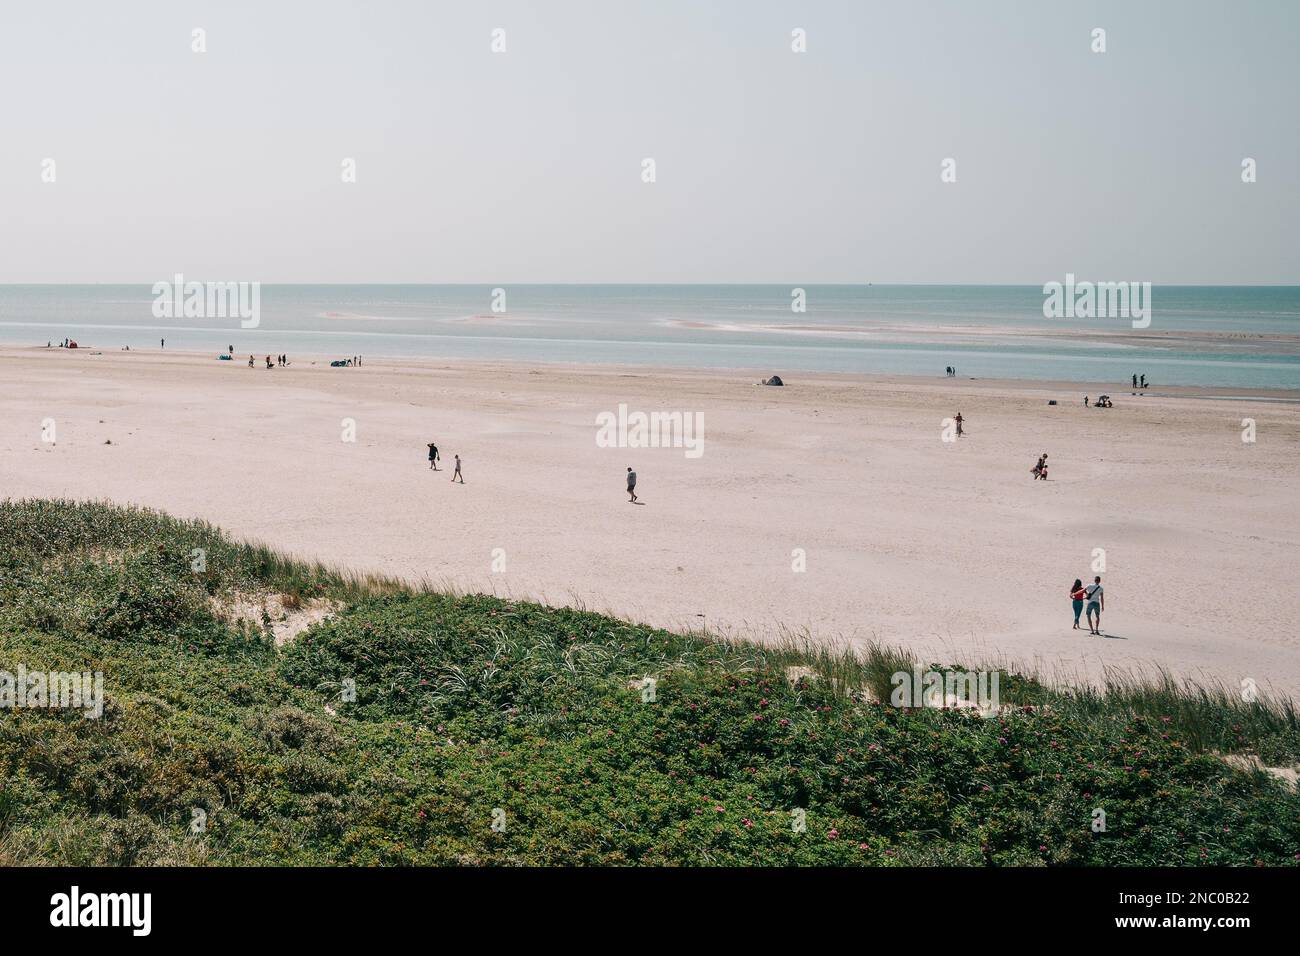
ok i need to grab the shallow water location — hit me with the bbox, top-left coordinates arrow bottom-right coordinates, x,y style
3,284 -> 1298,389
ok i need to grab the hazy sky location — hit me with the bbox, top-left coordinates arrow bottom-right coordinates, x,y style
2,0 -> 1296,283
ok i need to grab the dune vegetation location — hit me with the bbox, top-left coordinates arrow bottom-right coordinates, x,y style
0,499 -> 1297,866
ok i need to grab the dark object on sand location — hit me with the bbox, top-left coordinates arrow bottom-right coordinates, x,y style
1047,400 -> 1057,405
1094,395 -> 1113,408
764,375 -> 784,386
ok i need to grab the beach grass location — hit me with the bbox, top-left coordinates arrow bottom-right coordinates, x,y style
1,498 -> 1296,866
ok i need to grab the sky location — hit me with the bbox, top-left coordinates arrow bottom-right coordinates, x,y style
1,0 -> 1297,283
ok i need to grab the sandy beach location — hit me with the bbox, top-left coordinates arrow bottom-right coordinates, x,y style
3,345 -> 1297,697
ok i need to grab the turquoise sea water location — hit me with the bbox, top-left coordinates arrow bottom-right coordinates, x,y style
2,285 -> 1298,390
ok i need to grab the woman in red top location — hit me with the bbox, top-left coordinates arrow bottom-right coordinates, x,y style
1070,579 -> 1086,629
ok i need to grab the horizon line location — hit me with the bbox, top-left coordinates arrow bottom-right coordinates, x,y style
2,281 -> 1299,288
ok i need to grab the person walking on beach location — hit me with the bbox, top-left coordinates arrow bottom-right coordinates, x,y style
248,354 -> 254,368
1132,374 -> 1138,389
954,412 -> 964,438
265,355 -> 274,369
451,454 -> 463,483
1084,576 -> 1104,634
1084,395 -> 1089,407
161,338 -> 165,349
1140,374 -> 1147,389
1070,578 -> 1087,630
626,466 -> 638,503
427,443 -> 440,470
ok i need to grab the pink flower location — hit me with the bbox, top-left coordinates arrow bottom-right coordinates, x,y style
828,829 -> 839,840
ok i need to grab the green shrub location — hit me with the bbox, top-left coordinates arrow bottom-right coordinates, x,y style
1,498 -> 1297,866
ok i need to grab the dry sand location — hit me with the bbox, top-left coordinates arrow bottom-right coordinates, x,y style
3,346 -> 1297,697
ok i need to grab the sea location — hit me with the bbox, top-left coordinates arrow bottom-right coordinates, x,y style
2,284 -> 1298,390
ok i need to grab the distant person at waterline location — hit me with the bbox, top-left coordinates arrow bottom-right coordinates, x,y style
1085,576 -> 1105,634
451,454 -> 463,483
1070,578 -> 1087,630
248,354 -> 254,368
626,467 -> 638,503
427,443 -> 440,470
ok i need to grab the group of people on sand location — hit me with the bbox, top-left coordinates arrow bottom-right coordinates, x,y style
1070,576 -> 1105,634
1131,374 -> 1148,389
247,354 -> 289,368
427,443 -> 464,482
944,366 -> 958,377
1031,453 -> 1049,479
